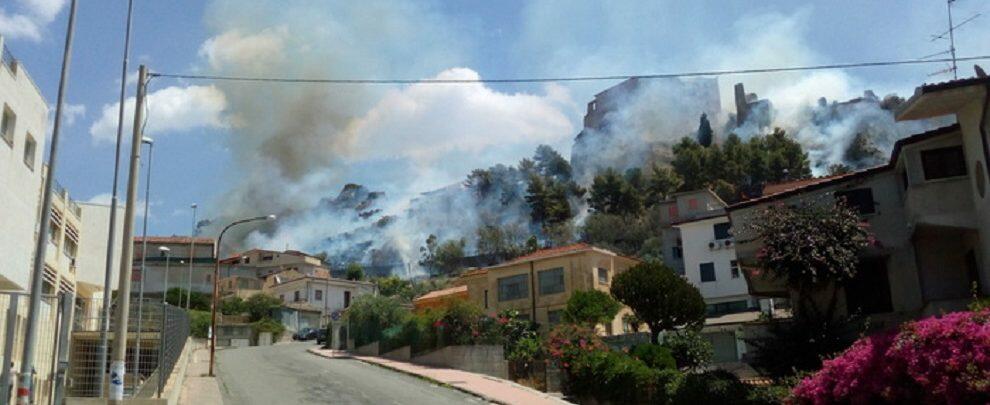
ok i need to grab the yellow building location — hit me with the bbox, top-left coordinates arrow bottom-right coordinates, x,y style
454,243 -> 640,334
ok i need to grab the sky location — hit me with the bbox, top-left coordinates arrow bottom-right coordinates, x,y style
2,0 -> 989,241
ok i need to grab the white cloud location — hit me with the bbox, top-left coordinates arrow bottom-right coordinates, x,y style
86,192 -> 112,205
0,0 -> 66,41
89,85 -> 228,143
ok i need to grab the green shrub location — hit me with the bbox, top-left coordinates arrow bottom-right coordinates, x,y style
507,335 -> 542,363
188,310 -> 210,338
252,318 -> 286,341
673,370 -> 750,405
567,349 -> 672,403
166,288 -> 211,311
563,290 -> 621,326
630,344 -> 676,370
661,328 -> 713,370
219,296 -> 246,315
346,294 -> 410,346
244,293 -> 283,322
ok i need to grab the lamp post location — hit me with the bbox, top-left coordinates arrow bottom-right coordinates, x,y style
208,214 -> 276,376
187,203 -> 197,310
159,246 -> 171,304
133,136 -> 153,392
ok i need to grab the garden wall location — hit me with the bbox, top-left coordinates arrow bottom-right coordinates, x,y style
381,345 -> 411,361
355,341 -> 379,356
410,345 -> 508,379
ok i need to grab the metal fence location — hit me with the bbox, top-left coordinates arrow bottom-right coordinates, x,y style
0,291 -> 64,405
68,298 -> 189,398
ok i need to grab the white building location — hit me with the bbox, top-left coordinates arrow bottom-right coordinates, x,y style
76,201 -> 125,299
0,35 -> 48,291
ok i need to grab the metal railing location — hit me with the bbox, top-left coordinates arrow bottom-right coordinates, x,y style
1,45 -> 15,73
68,298 -> 189,398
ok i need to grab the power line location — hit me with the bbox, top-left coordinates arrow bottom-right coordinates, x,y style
148,55 -> 990,85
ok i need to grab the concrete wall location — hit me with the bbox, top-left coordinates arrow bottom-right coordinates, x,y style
411,345 -> 508,379
76,202 -> 125,289
355,341 -> 379,356
381,345 -> 410,361
957,97 -> 990,295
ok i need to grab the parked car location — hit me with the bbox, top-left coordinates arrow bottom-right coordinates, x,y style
292,328 -> 318,341
315,328 -> 328,345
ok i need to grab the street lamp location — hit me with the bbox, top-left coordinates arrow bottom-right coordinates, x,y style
187,203 -> 197,310
208,214 -> 276,376
159,246 -> 171,304
134,135 -> 154,392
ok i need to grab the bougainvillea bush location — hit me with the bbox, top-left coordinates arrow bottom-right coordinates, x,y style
791,309 -> 990,404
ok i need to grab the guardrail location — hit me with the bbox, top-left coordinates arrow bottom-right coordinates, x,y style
1,44 -> 15,72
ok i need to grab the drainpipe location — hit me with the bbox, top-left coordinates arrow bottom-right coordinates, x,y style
979,82 -> 990,179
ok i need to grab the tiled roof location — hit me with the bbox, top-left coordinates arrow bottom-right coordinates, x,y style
413,285 -> 468,302
917,76 -> 990,94
505,243 -> 594,264
134,236 -> 214,244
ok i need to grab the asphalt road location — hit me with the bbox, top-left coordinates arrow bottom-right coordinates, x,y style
215,342 -> 484,404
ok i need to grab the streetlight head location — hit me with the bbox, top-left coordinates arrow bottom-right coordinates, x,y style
141,136 -> 154,145
191,203 -> 198,209
266,214 -> 277,221
159,246 -> 171,252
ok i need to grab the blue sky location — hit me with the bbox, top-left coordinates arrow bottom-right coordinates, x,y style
2,0 -> 989,241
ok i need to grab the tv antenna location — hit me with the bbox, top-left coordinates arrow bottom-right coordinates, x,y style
925,0 -> 981,79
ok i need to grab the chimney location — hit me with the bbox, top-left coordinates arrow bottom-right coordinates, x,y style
734,83 -> 750,126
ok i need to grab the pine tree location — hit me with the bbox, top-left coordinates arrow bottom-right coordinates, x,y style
697,113 -> 714,147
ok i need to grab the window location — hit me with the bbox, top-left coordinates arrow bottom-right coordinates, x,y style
672,246 -> 683,259
64,238 -> 78,260
700,262 -> 716,282
484,290 -> 488,309
262,255 -> 274,261
279,294 -> 284,302
23,133 -> 35,170
668,205 -> 679,219
835,188 -> 875,215
921,146 -> 966,180
845,258 -> 892,315
344,291 -> 351,308
688,198 -> 699,210
315,289 -> 323,301
706,300 -> 749,316
597,267 -> 609,285
498,274 -> 529,301
730,260 -> 740,278
547,310 -> 562,326
538,268 -> 565,295
243,257 -> 250,264
713,222 -> 732,240
1,105 -> 14,145
293,291 -> 300,302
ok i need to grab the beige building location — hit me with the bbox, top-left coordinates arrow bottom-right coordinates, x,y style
259,268 -> 376,329
729,76 -> 990,322
132,236 -> 216,296
454,243 -> 640,334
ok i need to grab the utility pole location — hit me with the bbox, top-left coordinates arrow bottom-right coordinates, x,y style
110,64 -> 148,405
187,203 -> 197,309
15,1 -> 76,403
98,0 -> 134,396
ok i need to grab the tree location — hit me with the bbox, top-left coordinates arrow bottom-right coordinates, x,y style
563,290 -> 622,326
165,288 -> 210,311
581,213 -> 650,257
345,294 -> 409,346
526,174 -> 573,226
611,261 -> 706,344
697,113 -> 714,147
645,164 -> 683,204
244,293 -> 283,322
476,224 -> 527,262
671,137 -> 708,191
533,144 -> 573,182
748,199 -> 871,320
419,234 -> 439,274
345,262 -> 365,281
588,168 -> 642,215
434,239 -> 466,276
374,276 -> 412,299
219,296 -> 246,315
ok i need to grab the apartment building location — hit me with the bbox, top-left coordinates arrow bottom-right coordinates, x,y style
221,249 -> 329,279
729,74 -> 990,324
454,244 -> 640,334
132,236 -> 216,296
0,36 -> 49,292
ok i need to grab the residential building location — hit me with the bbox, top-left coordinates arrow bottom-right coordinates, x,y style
132,236 -> 216,296
654,189 -> 728,275
261,268 -> 376,330
453,244 -> 640,334
0,35 -> 49,291
412,285 -> 469,312
220,248 -> 330,279
729,73 -> 990,324
75,201 -> 125,300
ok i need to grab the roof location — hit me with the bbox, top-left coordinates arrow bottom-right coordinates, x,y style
459,268 -> 489,278
728,166 -> 889,210
413,285 -> 468,303
670,209 -> 727,226
134,236 -> 214,245
484,243 -> 639,270
916,76 -> 990,95
728,123 -> 962,211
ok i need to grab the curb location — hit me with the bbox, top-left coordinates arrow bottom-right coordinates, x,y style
307,348 -> 571,405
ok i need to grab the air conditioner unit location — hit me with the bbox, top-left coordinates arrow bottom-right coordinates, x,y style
723,239 -> 734,248
708,241 -> 719,250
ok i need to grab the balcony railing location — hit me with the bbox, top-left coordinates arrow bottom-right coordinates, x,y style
2,44 -> 15,72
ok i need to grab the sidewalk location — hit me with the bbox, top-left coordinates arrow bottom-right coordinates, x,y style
308,347 -> 571,405
178,344 -> 223,405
